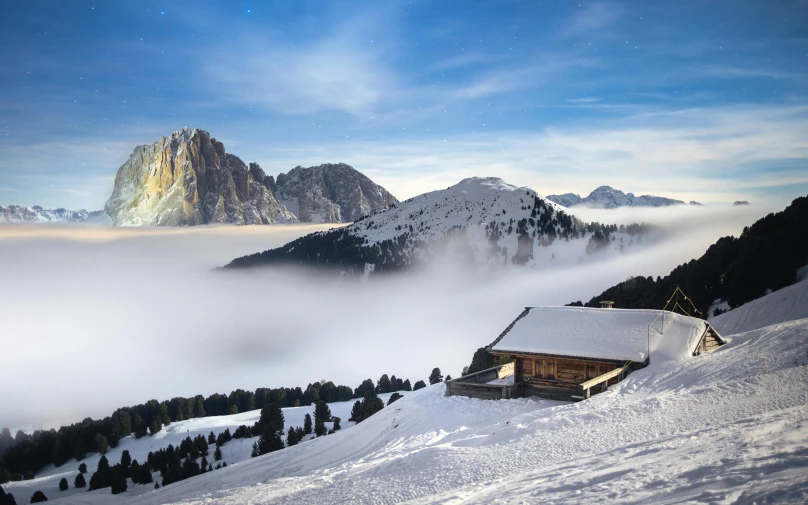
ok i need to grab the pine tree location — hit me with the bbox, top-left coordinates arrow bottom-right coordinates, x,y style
59,477 -> 68,491
445,375 -> 452,381
286,427 -> 299,446
333,418 -> 341,431
314,420 -> 327,437
30,491 -> 47,503
375,374 -> 392,394
78,463 -> 87,474
403,379 -> 412,391
120,450 -> 131,468
207,432 -> 216,445
387,393 -> 403,406
429,368 -> 443,385
303,414 -> 313,434
314,401 -> 332,425
213,446 -> 222,462
349,401 -> 362,422
74,473 -> 86,488
149,418 -> 162,435
111,471 -> 127,495
92,433 -> 109,454
413,380 -> 427,391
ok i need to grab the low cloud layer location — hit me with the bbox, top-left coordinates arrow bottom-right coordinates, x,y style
0,203 -> 778,429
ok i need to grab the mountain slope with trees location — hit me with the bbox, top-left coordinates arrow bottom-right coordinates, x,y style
572,195 -> 808,314
224,177 -> 655,274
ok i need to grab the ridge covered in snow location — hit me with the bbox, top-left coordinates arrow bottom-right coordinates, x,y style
546,185 -> 686,208
0,205 -> 103,224
225,177 -> 656,272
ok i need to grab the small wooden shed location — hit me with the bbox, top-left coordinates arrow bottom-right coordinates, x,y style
447,306 -> 724,402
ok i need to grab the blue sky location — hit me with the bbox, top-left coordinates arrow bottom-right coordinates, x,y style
1,0 -> 806,210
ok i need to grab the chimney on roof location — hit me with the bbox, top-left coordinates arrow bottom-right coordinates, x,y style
599,301 -> 615,309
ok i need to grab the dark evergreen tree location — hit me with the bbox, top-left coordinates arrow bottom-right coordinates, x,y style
403,379 -> 412,391
375,374 -> 392,394
286,427 -> 299,446
413,380 -> 427,391
445,375 -> 452,381
314,420 -> 327,437
110,471 -> 127,495
213,446 -> 222,462
30,490 -> 47,503
349,401 -> 362,422
314,401 -> 332,425
59,478 -> 68,491
333,418 -> 341,431
207,432 -> 216,445
387,393 -> 403,406
303,414 -> 313,434
78,463 -> 87,474
74,473 -> 85,488
429,368 -> 443,385
120,450 -> 131,469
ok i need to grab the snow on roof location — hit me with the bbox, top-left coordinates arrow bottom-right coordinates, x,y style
489,306 -> 710,363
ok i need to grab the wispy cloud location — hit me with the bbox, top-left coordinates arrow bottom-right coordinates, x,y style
203,12 -> 396,117
563,2 -> 624,37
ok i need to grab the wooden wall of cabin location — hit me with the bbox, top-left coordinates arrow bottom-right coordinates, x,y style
514,356 -> 620,389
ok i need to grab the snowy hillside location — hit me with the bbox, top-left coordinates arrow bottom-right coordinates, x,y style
546,185 -> 685,208
225,177 -> 657,272
2,393 -> 405,503
710,278 -> 808,335
26,316 -> 808,504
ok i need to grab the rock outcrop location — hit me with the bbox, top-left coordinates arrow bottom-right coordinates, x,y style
105,129 -> 297,226
274,163 -> 398,223
546,186 -> 685,209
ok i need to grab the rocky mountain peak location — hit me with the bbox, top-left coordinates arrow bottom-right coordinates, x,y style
105,128 -> 297,226
274,163 -> 398,223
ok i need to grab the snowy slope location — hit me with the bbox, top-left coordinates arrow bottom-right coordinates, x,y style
3,393 -> 404,503
709,278 -> 808,335
40,317 -> 808,505
226,177 -> 658,272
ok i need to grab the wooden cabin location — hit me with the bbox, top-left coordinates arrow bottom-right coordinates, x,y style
446,306 -> 724,402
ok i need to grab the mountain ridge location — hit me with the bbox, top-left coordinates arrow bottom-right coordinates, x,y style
546,185 -> 686,208
224,177 -> 654,274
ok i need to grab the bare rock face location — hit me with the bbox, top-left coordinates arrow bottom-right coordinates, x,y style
274,163 -> 398,223
105,129 -> 297,226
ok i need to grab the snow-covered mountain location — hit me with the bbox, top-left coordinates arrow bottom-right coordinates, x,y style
105,128 -> 297,226
546,185 -> 685,208
0,204 -> 101,223
274,163 -> 398,223
225,177 -> 654,273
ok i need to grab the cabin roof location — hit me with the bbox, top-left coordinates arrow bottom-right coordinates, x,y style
488,306 -> 717,363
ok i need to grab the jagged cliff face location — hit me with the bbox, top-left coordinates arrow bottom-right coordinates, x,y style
105,129 -> 297,226
274,163 -> 398,223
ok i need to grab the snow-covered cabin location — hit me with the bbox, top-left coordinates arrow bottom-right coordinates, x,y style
458,306 -> 724,401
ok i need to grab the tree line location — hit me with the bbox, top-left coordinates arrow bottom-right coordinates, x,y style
0,371 -> 428,482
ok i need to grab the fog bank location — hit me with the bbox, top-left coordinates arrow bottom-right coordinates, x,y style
0,203 -> 775,428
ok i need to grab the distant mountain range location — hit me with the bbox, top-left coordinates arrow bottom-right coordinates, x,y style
0,205 -> 105,224
224,177 -> 655,274
545,186 -> 687,208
